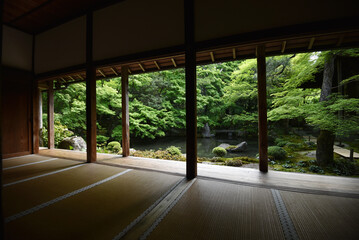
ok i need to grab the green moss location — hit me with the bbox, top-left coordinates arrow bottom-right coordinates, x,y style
166,146 -> 182,156
212,147 -> 227,157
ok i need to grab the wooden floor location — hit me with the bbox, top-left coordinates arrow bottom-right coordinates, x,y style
3,152 -> 359,239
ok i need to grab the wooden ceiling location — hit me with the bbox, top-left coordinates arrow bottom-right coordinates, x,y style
3,0 -> 121,34
37,30 -> 359,89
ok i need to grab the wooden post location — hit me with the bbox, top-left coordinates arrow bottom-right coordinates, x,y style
0,0 -> 4,237
121,65 -> 130,157
86,12 -> 96,163
32,83 -> 40,154
257,45 -> 268,172
47,80 -> 55,149
184,0 -> 197,179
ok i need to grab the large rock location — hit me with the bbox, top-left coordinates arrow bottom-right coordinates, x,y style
217,141 -> 248,153
58,136 -> 87,151
228,141 -> 248,152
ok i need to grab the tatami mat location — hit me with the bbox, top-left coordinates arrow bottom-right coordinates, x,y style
280,191 -> 359,240
3,155 -> 54,168
3,163 -> 126,217
5,170 -> 182,240
147,179 -> 285,240
2,158 -> 84,185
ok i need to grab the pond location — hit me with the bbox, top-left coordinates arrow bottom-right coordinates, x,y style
131,136 -> 259,158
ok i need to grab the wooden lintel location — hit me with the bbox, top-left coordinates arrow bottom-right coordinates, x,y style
47,80 -> 55,149
210,52 -> 215,62
257,45 -> 268,173
232,48 -> 236,59
121,65 -> 130,157
77,74 -> 84,80
281,41 -> 287,53
110,67 -> 118,76
308,37 -> 315,50
154,61 -> 161,70
139,63 -> 145,72
336,35 -> 344,47
171,58 -> 177,67
98,69 -> 106,77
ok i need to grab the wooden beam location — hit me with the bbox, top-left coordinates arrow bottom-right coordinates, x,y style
185,0 -> 197,179
138,63 -> 145,72
171,58 -> 177,67
47,80 -> 55,149
210,52 -> 215,62
86,12 -> 97,163
257,45 -> 268,173
154,61 -> 161,70
98,69 -> 106,78
121,65 -> 130,157
308,37 -> 315,50
232,48 -> 236,59
281,41 -> 287,53
111,67 -> 118,76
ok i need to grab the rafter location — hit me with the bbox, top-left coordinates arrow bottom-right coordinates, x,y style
98,69 -> 106,77
111,67 -> 118,76
154,61 -> 161,70
138,63 -> 145,72
171,58 -> 177,67
210,52 -> 215,62
281,41 -> 287,53
77,74 -> 84,80
308,37 -> 315,50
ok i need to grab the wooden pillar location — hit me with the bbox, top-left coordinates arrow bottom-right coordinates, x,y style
121,65 -> 130,157
0,0 -> 4,237
47,80 -> 54,149
32,83 -> 40,154
86,12 -> 96,163
257,45 -> 268,172
184,0 -> 197,179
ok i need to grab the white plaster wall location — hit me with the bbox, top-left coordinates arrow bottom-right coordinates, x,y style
35,16 -> 86,74
93,0 -> 184,61
2,25 -> 33,71
195,0 -> 359,42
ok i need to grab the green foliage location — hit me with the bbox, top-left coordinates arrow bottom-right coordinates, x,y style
132,150 -> 185,161
225,159 -> 243,167
107,141 -> 122,153
212,147 -> 227,157
41,119 -> 74,147
166,146 -> 182,156
309,165 -> 324,174
268,146 -> 287,160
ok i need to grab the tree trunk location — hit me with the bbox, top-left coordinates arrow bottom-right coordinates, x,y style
316,130 -> 335,166
316,54 -> 336,165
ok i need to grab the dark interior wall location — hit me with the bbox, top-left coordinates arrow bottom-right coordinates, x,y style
1,67 -> 32,158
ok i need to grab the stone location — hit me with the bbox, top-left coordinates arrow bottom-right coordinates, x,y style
226,141 -> 248,152
217,143 -> 231,149
202,123 -> 215,138
58,136 -> 87,151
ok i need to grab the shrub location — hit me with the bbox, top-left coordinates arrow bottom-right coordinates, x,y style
331,159 -> 357,176
212,147 -> 227,157
286,142 -> 303,149
166,146 -> 182,156
107,141 -> 122,153
268,146 -> 287,160
275,138 -> 289,147
225,159 -> 243,167
309,165 -> 324,174
297,160 -> 309,167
